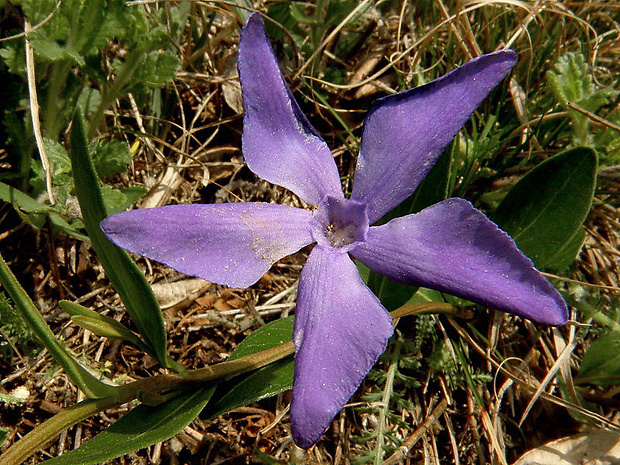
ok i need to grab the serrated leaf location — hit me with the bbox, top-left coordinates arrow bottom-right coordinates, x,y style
547,53 -> 593,105
31,38 -> 85,66
91,140 -> 132,178
575,332 -> 620,386
491,147 -> 596,270
0,181 -> 89,241
119,186 -> 147,210
132,50 -> 180,89
203,318 -> 295,419
100,186 -> 144,216
41,386 -> 216,465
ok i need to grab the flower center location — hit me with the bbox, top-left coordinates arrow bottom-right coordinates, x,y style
311,196 -> 369,251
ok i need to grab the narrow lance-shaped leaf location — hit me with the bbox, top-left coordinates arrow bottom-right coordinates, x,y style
69,109 -> 178,370
0,252 -> 117,398
40,386 -> 216,465
61,300 -> 149,351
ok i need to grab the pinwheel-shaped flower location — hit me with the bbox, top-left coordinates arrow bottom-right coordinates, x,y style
101,13 -> 567,448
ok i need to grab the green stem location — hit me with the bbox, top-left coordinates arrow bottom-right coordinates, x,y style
1,302 -> 452,464
390,302 -> 454,319
373,339 -> 401,465
566,296 -> 620,332
87,48 -> 145,139
0,342 -> 294,465
0,252 -> 117,399
43,60 -> 73,141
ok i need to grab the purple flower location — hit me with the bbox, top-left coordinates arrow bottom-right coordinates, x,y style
101,13 -> 567,448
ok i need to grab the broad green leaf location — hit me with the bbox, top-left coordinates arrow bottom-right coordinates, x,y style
367,147 -> 452,310
575,332 -> 620,386
203,318 -> 295,419
71,315 -> 141,343
69,109 -> 178,370
203,358 -> 294,420
41,386 -> 216,465
491,147 -> 596,270
544,228 -> 586,271
229,317 -> 294,361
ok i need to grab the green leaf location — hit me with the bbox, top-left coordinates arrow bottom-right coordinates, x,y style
546,53 -> 617,147
547,53 -> 594,105
0,428 -> 9,446
290,3 -> 318,25
69,109 -> 177,370
229,317 -> 294,361
204,358 -> 294,420
491,147 -> 596,270
71,315 -> 142,344
0,181 -> 55,214
0,181 -> 89,242
60,300 -> 147,350
30,38 -> 85,66
546,53 -> 616,112
0,253 -> 117,398
203,318 -> 295,419
575,332 -> 620,386
41,386 -> 216,465
0,392 -> 27,405
91,140 -> 132,178
131,50 -> 180,90
101,186 -> 147,215
367,147 -> 452,310
544,228 -> 586,271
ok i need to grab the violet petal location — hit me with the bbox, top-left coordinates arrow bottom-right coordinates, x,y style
100,203 -> 314,288
352,198 -> 568,325
291,246 -> 394,448
238,13 -> 343,205
351,50 -> 517,224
